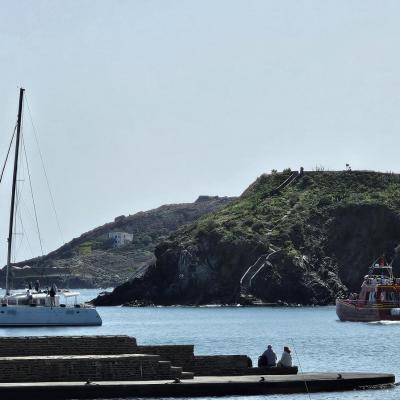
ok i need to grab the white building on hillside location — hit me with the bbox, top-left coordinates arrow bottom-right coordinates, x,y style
108,232 -> 133,248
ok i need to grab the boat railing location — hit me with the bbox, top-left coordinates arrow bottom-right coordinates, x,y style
341,298 -> 400,307
1,295 -> 92,308
363,278 -> 400,286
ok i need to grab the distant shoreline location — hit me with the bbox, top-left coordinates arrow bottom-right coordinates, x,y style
117,303 -> 333,308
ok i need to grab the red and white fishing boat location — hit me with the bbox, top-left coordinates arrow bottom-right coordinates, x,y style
336,256 -> 400,322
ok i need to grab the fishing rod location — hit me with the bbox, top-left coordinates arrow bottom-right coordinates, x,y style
290,338 -> 312,400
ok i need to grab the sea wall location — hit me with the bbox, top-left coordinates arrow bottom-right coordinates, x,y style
136,345 -> 194,370
0,335 -> 137,357
0,335 -> 256,380
0,354 -> 181,382
191,355 -> 252,375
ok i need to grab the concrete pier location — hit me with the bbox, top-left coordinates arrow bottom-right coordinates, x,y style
0,372 -> 394,399
0,336 -> 394,398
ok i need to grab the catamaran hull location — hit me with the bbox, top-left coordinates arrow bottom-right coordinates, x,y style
0,306 -> 102,326
336,299 -> 400,322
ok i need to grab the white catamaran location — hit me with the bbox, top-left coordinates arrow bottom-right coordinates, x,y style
0,88 -> 102,326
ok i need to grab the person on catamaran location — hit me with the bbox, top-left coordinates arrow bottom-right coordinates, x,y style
259,345 -> 277,367
34,280 -> 40,293
49,284 -> 56,307
277,346 -> 292,368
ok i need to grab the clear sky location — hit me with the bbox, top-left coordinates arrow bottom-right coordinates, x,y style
1,0 -> 400,264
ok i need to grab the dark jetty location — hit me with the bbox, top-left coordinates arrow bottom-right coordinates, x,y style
0,373 -> 395,399
0,335 -> 394,398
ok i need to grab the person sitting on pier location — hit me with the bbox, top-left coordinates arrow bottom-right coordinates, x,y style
277,346 -> 292,368
259,345 -> 277,367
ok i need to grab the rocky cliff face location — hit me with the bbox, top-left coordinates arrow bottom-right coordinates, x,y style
0,196 -> 234,288
93,171 -> 400,306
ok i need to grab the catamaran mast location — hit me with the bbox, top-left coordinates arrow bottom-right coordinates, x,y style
5,88 -> 24,295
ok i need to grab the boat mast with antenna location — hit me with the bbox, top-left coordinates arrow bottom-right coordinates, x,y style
5,88 -> 24,295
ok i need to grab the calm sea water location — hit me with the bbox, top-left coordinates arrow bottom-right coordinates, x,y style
0,289 -> 398,399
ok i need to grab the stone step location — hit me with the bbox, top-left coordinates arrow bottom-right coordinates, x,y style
156,360 -> 172,374
181,371 -> 194,380
191,355 -> 252,376
157,360 -> 182,379
170,366 -> 183,375
135,344 -> 194,369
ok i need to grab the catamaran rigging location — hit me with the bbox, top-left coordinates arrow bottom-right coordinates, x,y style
0,125 -> 16,185
1,88 -> 101,326
5,88 -> 24,295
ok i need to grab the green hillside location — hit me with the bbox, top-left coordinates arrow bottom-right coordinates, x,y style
94,170 -> 400,306
1,196 -> 233,289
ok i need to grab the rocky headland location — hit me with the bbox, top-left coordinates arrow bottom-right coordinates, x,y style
93,170 -> 400,306
0,196 -> 233,288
